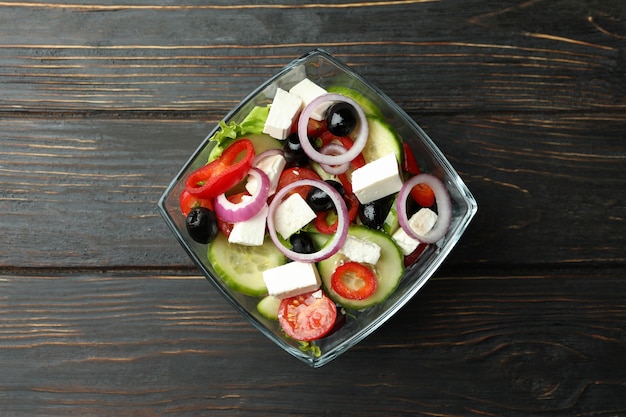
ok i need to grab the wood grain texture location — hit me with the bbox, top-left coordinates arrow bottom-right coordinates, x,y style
1,0 -> 625,415
1,270 -> 624,416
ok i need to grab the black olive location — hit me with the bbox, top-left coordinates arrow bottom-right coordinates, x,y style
358,195 -> 394,230
186,207 -> 219,244
306,180 -> 345,212
325,102 -> 358,137
290,232 -> 317,254
283,132 -> 310,166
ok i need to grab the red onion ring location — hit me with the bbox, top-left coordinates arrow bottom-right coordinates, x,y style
267,179 -> 349,263
253,148 -> 284,166
396,174 -> 452,244
297,93 -> 368,167
215,167 -> 270,223
318,143 -> 351,175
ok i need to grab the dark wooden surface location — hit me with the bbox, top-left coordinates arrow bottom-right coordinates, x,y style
1,1 -> 625,416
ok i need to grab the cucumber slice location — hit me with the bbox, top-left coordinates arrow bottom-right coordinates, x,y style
362,117 -> 403,165
208,233 -> 286,296
317,226 -> 404,310
257,295 -> 281,320
326,85 -> 384,119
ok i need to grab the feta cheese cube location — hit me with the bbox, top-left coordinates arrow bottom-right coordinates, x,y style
391,208 -> 438,255
273,193 -> 316,239
351,153 -> 403,205
289,78 -> 330,121
339,235 -> 382,265
263,88 -> 302,139
228,203 -> 269,247
246,153 -> 286,196
263,261 -> 322,299
392,227 -> 421,256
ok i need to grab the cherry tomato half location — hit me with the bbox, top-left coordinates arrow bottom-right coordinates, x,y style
278,291 -> 337,342
410,183 -> 436,208
331,262 -> 377,300
276,166 -> 321,200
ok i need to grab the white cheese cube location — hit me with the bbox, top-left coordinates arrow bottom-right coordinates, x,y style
273,193 -> 316,239
246,153 -> 286,196
409,207 -> 438,236
391,208 -> 438,255
392,226 -> 421,256
263,88 -> 302,139
289,78 -> 330,121
339,235 -> 382,265
228,203 -> 269,247
351,153 -> 403,205
263,261 -> 322,299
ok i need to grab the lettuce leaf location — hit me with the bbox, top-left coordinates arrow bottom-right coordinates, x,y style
207,105 -> 270,161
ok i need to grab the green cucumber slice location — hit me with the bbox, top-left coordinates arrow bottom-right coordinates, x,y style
317,226 -> 404,310
257,295 -> 281,320
362,117 -> 403,165
326,85 -> 384,119
208,233 -> 286,296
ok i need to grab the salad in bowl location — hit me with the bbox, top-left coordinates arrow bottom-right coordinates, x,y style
158,49 -> 477,367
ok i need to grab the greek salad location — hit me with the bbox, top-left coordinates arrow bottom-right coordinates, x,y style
179,78 -> 451,348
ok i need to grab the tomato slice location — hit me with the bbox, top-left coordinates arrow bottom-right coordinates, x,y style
276,166 -> 321,200
278,291 -> 337,341
179,189 -> 214,216
402,142 -> 421,176
307,118 -> 327,137
331,262 -> 378,300
185,139 -> 255,199
313,193 -> 359,234
320,132 -> 366,169
410,183 -> 435,208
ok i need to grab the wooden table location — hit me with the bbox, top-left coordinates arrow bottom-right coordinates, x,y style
2,1 -> 625,415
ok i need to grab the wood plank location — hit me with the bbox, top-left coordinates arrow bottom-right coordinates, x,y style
0,1 -> 624,113
0,270 -> 624,416
2,113 -> 625,269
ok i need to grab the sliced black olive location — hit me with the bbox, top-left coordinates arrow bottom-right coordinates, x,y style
358,195 -> 394,230
289,232 -> 317,254
306,180 -> 345,212
283,132 -> 310,166
325,102 -> 358,137
186,207 -> 219,244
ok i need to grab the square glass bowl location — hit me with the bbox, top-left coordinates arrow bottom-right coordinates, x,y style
157,49 -> 477,367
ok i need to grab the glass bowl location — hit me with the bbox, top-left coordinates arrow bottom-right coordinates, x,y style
157,49 -> 478,367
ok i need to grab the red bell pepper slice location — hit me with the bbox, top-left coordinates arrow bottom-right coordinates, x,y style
331,261 -> 378,300
185,139 -> 255,199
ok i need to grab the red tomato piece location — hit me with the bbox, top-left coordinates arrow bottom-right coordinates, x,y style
185,139 -> 255,199
313,193 -> 358,234
331,262 -> 378,300
307,118 -> 327,137
179,189 -> 214,216
402,142 -> 421,176
276,166 -> 321,200
411,183 -> 436,208
319,132 -> 366,169
278,291 -> 337,341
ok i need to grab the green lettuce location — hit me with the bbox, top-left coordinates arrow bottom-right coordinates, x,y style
207,105 -> 270,161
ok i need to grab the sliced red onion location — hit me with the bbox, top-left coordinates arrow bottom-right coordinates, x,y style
267,179 -> 349,262
397,174 -> 452,244
253,148 -> 284,166
215,167 -> 270,223
319,143 -> 351,175
298,93 -> 368,167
